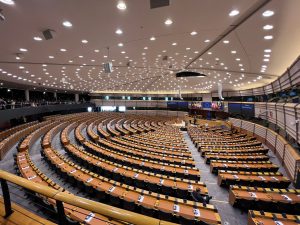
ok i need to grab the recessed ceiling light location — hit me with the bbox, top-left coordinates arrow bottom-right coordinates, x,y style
207,52 -> 212,55
48,56 -> 54,59
172,42 -> 177,46
223,40 -> 230,44
262,10 -> 274,17
263,58 -> 269,62
19,66 -> 24,69
78,55 -> 83,58
150,36 -> 156,41
190,31 -> 197,36
263,25 -> 273,30
204,39 -> 210,43
229,9 -> 239,17
117,1 -> 126,10
81,39 -> 88,44
33,36 -> 42,41
236,58 -> 241,61
164,18 -> 173,25
19,48 -> 27,52
264,49 -> 272,53
264,54 -> 270,57
264,35 -> 273,40
94,49 -> 100,53
62,21 -> 72,27
0,0 -> 14,5
60,48 -> 67,52
115,29 -> 123,35
121,51 -> 126,54
231,50 -> 237,54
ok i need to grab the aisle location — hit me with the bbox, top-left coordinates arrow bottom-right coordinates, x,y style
182,131 -> 247,225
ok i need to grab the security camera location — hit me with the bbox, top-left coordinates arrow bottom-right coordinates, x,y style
0,9 -> 5,21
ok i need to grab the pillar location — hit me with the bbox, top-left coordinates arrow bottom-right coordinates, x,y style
25,89 -> 30,102
75,93 -> 79,103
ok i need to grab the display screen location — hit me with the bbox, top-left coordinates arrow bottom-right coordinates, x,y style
211,101 -> 224,111
167,102 -> 188,109
202,102 -> 212,109
228,103 -> 254,118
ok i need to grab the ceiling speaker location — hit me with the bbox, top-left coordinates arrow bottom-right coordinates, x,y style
103,62 -> 113,73
150,0 -> 169,9
43,29 -> 54,40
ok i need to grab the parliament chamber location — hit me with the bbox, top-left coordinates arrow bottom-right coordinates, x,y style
1,0 -> 300,225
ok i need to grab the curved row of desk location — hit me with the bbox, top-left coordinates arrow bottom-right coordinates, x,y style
7,113 -> 222,225
188,125 -> 299,224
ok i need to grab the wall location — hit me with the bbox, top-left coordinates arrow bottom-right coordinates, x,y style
125,110 -> 186,117
229,117 -> 300,186
0,103 -> 93,123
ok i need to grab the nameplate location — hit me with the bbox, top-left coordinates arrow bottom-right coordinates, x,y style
223,164 -> 228,167
51,156 -> 56,159
282,195 -> 292,201
258,176 -> 266,181
22,166 -> 30,170
19,158 -> 26,161
58,162 -> 64,166
138,195 -> 144,203
113,168 -> 119,172
160,166 -> 165,171
271,176 -> 279,181
193,208 -> 201,217
173,204 -> 180,213
274,222 -> 284,225
159,179 -> 164,185
96,162 -> 101,165
86,178 -> 93,183
233,175 -> 239,179
84,212 -> 95,223
140,162 -> 145,166
134,173 -> 139,178
28,175 -> 37,180
70,169 -> 77,174
245,165 -> 249,168
184,170 -> 188,174
249,192 -> 257,198
108,186 -> 116,192
188,184 -> 193,191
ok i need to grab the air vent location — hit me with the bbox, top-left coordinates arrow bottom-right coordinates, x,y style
150,0 -> 169,9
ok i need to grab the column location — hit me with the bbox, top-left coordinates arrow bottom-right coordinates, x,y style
25,89 -> 30,102
75,93 -> 79,103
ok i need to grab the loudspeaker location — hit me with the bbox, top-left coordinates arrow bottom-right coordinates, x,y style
43,29 -> 54,40
103,62 -> 113,73
150,0 -> 169,9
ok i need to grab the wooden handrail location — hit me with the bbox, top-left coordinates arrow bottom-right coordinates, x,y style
0,170 -> 178,225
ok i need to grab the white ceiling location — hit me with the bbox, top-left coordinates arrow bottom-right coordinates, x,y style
0,0 -> 299,94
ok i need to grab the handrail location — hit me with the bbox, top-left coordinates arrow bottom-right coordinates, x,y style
0,170 -> 178,225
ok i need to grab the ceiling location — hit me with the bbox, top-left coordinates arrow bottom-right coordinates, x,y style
0,0 -> 299,94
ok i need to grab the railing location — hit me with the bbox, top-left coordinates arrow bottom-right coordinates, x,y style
0,101 -> 88,110
0,170 -> 177,225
